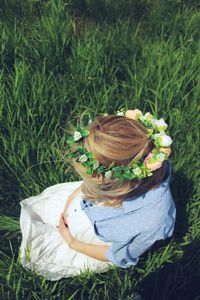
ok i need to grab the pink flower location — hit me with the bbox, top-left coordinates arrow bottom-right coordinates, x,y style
144,152 -> 163,171
125,109 -> 143,120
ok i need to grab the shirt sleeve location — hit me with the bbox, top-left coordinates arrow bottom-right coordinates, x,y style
105,228 -> 162,268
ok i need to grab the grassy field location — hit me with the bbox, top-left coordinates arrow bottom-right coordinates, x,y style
0,0 -> 200,299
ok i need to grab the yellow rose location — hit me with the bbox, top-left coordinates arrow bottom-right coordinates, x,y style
125,109 -> 143,120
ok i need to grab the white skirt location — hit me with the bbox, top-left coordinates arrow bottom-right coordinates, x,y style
19,180 -> 114,281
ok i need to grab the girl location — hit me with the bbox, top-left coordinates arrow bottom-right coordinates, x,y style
19,109 -> 176,281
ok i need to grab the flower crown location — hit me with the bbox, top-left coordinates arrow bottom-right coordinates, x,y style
66,109 -> 173,182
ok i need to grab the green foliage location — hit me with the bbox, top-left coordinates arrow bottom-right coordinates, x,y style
0,0 -> 200,299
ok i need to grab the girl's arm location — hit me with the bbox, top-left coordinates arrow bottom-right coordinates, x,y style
58,212 -> 110,262
63,183 -> 83,221
69,239 -> 110,262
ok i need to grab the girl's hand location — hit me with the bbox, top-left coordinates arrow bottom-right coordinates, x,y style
57,212 -> 74,246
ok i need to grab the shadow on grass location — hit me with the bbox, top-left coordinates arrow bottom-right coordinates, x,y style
0,166 -> 21,217
137,171 -> 199,300
151,169 -> 193,252
67,0 -> 200,25
171,170 -> 194,241
139,238 -> 200,300
67,0 -> 148,23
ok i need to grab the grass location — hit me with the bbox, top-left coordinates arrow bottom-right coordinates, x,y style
0,0 -> 200,299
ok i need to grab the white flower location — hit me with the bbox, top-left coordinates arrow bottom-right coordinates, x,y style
116,111 -> 124,116
93,160 -> 100,170
105,170 -> 112,179
159,134 -> 173,147
154,118 -> 168,132
151,118 -> 157,124
78,154 -> 88,163
132,167 -> 142,176
73,131 -> 82,141
156,152 -> 166,162
150,118 -> 160,128
103,113 -> 108,116
88,119 -> 93,125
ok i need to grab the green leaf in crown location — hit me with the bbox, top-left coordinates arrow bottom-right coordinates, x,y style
85,167 -> 93,175
141,119 -> 154,129
87,152 -> 94,159
66,136 -> 75,144
79,128 -> 90,137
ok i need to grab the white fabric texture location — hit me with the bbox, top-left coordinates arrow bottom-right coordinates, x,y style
19,180 -> 114,281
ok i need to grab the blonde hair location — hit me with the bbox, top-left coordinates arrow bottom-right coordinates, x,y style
65,114 -> 168,207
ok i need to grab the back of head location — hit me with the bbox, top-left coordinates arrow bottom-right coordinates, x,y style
70,115 -> 168,207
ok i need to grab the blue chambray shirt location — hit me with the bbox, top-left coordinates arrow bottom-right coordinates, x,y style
80,160 -> 176,268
